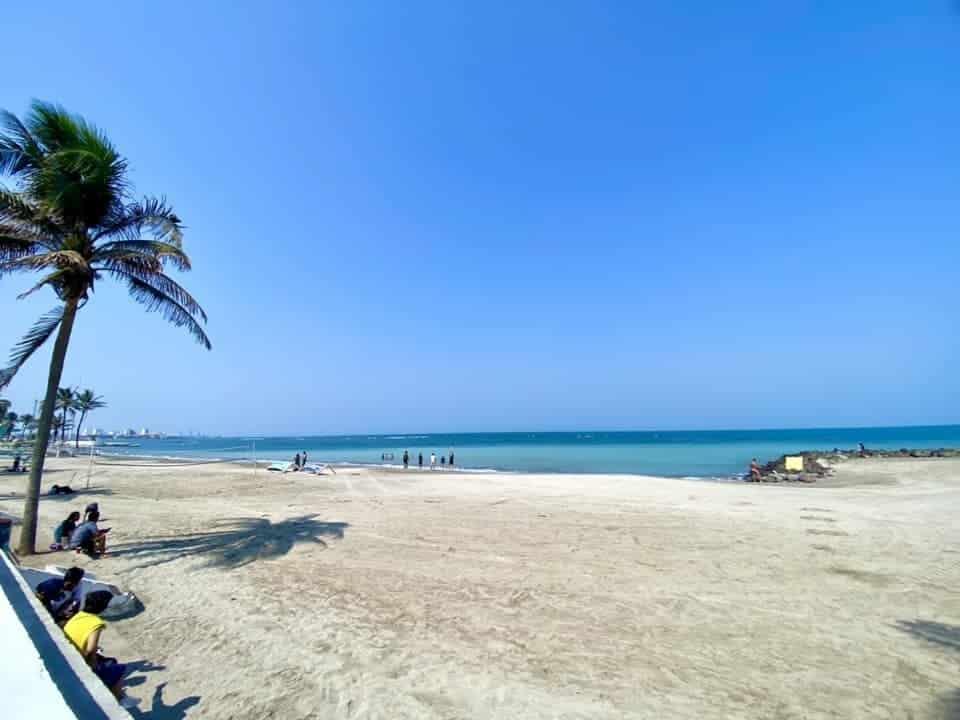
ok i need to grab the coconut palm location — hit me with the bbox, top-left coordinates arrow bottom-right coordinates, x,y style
73,389 -> 105,448
19,413 -> 35,439
54,386 -> 74,444
2,411 -> 17,438
50,414 -> 63,441
0,101 -> 210,554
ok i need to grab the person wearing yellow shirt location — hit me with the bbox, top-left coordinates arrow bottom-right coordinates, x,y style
63,590 -> 128,700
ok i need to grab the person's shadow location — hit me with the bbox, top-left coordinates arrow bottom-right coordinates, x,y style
129,682 -> 200,720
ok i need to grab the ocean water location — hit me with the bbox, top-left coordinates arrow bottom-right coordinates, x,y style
99,426 -> 960,478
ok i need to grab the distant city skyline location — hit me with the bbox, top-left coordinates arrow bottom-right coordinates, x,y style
2,3 -> 958,435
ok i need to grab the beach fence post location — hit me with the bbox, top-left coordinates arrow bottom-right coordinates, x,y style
86,442 -> 95,489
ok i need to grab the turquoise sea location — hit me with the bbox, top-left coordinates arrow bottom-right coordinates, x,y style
101,426 -> 960,478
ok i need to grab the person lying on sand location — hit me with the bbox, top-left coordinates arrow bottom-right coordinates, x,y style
64,590 -> 131,703
36,566 -> 86,624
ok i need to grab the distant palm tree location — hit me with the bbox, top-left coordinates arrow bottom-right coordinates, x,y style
2,411 -> 17,438
73,389 -> 105,448
54,387 -> 74,444
0,101 -> 210,554
50,414 -> 63,440
19,413 -> 35,439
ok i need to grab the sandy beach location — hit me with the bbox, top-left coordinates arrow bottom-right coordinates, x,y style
2,457 -> 958,719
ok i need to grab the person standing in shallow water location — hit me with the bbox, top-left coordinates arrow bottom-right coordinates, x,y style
430,452 -> 437,470
418,452 -> 423,469
449,451 -> 455,467
403,450 -> 409,469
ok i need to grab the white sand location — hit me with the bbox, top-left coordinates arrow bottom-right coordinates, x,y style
2,457 -> 959,719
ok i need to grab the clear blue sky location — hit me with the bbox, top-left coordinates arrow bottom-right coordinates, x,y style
2,2 -> 958,435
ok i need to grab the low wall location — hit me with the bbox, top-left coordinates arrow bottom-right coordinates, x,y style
0,547 -> 129,720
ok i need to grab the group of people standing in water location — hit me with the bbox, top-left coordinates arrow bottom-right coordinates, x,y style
402,449 -> 454,469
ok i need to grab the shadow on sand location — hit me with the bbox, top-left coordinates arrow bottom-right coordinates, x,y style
129,682 -> 200,720
0,487 -> 114,503
896,619 -> 960,653
110,514 -> 348,569
896,619 -> 960,719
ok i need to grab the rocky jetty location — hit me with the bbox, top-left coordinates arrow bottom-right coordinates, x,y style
750,447 -> 960,483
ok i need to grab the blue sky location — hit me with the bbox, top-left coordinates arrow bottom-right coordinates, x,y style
1,2 -> 958,435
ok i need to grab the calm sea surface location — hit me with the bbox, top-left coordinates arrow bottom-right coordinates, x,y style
100,426 -> 960,478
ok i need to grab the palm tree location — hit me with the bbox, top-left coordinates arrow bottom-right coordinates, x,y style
2,411 -> 17,439
50,414 -> 63,442
73,389 -> 105,448
19,413 -> 35,439
0,101 -> 210,554
54,386 -> 74,444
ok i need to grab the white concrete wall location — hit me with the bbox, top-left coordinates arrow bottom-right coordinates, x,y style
0,548 -> 129,720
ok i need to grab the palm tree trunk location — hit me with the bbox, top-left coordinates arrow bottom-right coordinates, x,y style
75,410 -> 87,449
17,299 -> 78,555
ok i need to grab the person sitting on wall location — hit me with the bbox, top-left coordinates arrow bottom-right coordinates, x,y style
35,566 -> 86,624
64,590 -> 129,701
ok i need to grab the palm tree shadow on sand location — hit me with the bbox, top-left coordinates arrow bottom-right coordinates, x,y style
110,515 -> 348,569
895,620 -> 960,719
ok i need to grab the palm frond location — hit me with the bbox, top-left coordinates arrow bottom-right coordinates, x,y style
75,389 -> 106,411
16,269 -> 71,299
114,272 -> 211,349
0,306 -> 63,389
0,188 -> 64,249
102,262 -> 207,322
0,234 -> 42,263
94,196 -> 184,245
23,101 -> 129,228
0,109 -> 42,176
1,249 -> 88,272
93,239 -> 191,271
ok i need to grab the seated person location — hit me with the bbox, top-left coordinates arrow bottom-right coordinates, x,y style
52,511 -> 81,550
11,454 -> 22,472
69,510 -> 110,557
35,567 -> 85,624
64,590 -> 127,700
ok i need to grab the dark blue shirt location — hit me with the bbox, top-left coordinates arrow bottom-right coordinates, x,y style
70,521 -> 97,548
